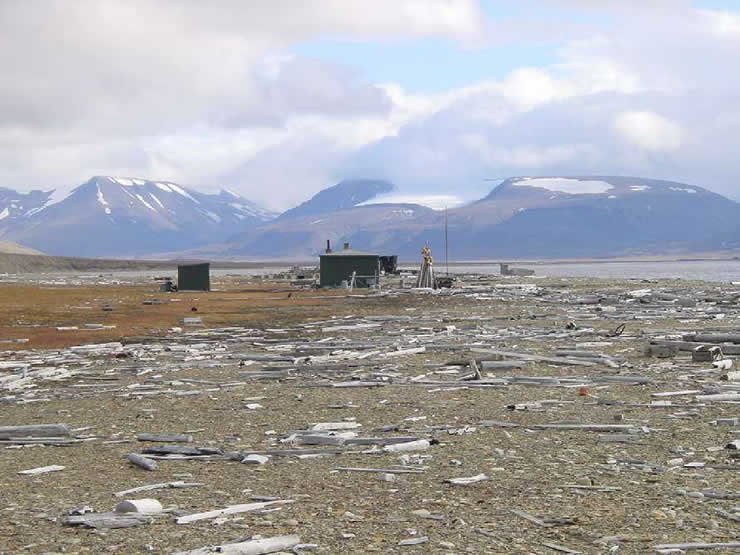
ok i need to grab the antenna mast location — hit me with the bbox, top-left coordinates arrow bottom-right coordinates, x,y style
445,206 -> 449,277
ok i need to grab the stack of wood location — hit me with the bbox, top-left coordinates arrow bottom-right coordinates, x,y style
415,246 -> 436,289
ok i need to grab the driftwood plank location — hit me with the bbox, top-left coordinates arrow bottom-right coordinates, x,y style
114,481 -> 202,497
175,500 -> 293,524
172,534 -> 301,554
334,467 -> 424,474
137,433 -> 193,443
0,424 -> 70,438
127,453 -> 158,471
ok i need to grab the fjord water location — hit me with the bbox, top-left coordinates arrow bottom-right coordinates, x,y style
442,259 -> 740,282
9,259 -> 740,285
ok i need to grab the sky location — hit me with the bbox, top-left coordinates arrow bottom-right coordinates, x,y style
2,0 -> 740,209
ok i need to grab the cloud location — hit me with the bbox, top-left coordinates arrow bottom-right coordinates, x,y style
334,4 -> 740,201
3,0 -> 740,209
613,111 -> 683,152
0,0 -> 483,194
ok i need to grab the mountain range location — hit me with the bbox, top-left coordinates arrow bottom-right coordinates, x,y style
2,175 -> 739,260
0,176 -> 276,257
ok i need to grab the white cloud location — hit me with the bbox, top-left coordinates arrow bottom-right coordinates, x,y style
613,111 -> 683,152
3,0 -> 740,209
700,9 -> 740,38
0,0 -> 483,195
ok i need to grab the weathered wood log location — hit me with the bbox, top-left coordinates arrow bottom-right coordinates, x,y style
470,348 -> 596,367
240,454 -> 269,465
295,434 -> 347,446
695,393 -> 740,402
653,542 -> 740,551
137,433 -> 193,443
382,439 -> 430,453
114,481 -> 202,497
0,438 -> 77,445
230,448 -> 348,458
175,500 -> 292,524
172,534 -> 301,555
331,381 -> 385,388
651,339 -> 740,354
533,424 -> 637,432
18,465 -> 65,475
64,512 -> 152,529
334,467 -> 424,474
554,350 -> 613,359
141,445 -> 206,456
464,359 -> 482,381
713,508 -> 740,523
478,420 -> 521,428
345,436 -> 419,446
479,360 -> 529,370
444,473 -> 488,485
509,509 -> 552,528
597,434 -> 641,443
0,424 -> 70,439
127,453 -> 158,471
398,536 -> 429,546
542,541 -> 582,554
310,422 -> 362,431
684,332 -> 740,344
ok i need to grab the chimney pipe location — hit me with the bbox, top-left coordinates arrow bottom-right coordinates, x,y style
326,240 -> 332,253
343,242 -> 350,250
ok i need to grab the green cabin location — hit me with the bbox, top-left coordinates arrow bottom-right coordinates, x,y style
320,243 -> 379,288
178,263 -> 211,291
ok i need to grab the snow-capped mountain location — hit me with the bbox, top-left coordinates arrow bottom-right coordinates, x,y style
276,179 -> 395,221
4,175 -> 740,260
205,176 -> 740,259
213,178 -> 434,258
0,176 -> 276,257
0,187 -> 51,223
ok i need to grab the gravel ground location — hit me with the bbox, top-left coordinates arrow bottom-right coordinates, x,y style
0,274 -> 738,554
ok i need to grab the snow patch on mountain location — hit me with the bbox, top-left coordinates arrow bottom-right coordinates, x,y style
168,183 -> 199,203
135,193 -> 157,212
357,194 -> 463,210
111,177 -> 135,186
96,184 -> 109,206
514,177 -> 614,194
149,193 -> 165,209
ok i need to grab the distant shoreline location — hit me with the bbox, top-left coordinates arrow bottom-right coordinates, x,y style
2,250 -> 740,275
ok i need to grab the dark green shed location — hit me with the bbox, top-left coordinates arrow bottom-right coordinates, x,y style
320,244 -> 379,288
178,263 -> 211,291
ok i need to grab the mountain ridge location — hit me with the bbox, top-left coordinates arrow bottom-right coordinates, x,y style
277,179 -> 395,221
0,176 -> 276,257
2,174 -> 739,260
212,175 -> 740,260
